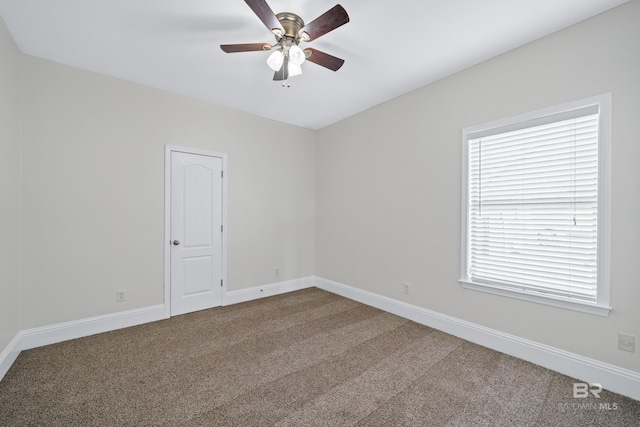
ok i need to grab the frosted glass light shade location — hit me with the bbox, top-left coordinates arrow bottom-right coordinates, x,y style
267,50 -> 284,71
289,45 -> 306,66
288,62 -> 302,77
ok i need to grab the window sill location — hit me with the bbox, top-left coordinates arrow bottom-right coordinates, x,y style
459,280 -> 611,317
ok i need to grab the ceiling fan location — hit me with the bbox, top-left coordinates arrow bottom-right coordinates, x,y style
220,0 -> 349,84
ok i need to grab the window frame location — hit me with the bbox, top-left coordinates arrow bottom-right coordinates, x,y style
459,94 -> 612,316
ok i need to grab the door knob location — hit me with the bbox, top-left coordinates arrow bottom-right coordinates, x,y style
172,240 -> 180,246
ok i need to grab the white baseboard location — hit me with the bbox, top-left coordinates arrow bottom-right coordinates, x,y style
0,334 -> 22,382
315,277 -> 640,402
0,304 -> 165,381
18,304 -> 166,351
224,276 -> 315,306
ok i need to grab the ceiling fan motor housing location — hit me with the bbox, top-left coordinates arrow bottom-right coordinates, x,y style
276,12 -> 305,42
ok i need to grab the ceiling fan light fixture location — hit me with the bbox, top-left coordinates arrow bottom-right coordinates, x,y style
266,49 -> 284,71
289,45 -> 306,66
288,62 -> 302,77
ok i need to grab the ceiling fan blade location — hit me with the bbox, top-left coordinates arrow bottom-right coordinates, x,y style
244,0 -> 283,34
220,43 -> 272,53
304,48 -> 345,71
273,60 -> 289,81
299,5 -> 349,41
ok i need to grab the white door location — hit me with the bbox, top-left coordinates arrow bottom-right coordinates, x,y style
170,151 -> 223,316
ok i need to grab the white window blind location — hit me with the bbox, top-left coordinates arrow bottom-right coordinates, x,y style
465,106 -> 602,305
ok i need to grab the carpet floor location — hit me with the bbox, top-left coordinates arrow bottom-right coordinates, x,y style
1,287 -> 638,426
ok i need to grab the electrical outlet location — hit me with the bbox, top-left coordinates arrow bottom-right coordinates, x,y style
117,290 -> 126,302
403,283 -> 410,295
274,268 -> 280,277
618,333 -> 635,352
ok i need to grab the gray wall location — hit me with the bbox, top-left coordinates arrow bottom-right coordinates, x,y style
19,56 -> 316,329
0,17 -> 21,352
316,1 -> 640,373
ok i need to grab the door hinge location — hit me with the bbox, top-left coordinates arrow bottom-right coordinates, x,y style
221,170 -> 224,178
221,279 -> 223,287
221,225 -> 223,233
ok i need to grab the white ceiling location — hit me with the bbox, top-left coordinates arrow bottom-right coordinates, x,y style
0,0 -> 629,129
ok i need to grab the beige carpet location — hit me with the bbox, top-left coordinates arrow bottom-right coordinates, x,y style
1,288 -> 638,426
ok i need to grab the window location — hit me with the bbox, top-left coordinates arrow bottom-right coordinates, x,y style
460,94 -> 611,316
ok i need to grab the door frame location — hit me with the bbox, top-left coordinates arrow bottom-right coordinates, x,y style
164,145 -> 228,318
